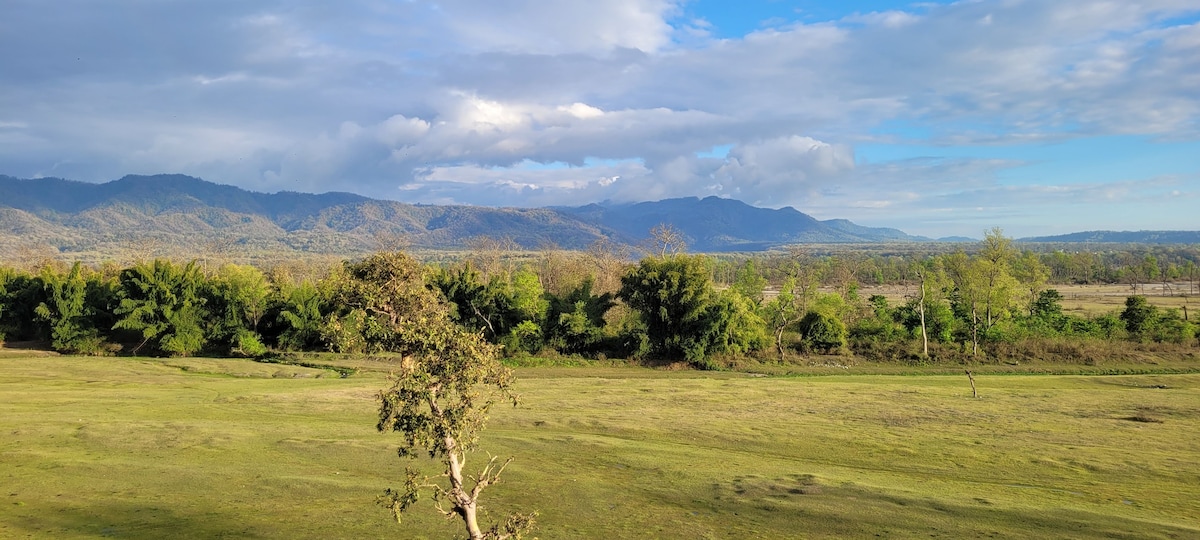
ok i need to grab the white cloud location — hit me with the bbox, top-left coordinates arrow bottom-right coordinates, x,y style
431,0 -> 681,54
0,0 -> 1197,236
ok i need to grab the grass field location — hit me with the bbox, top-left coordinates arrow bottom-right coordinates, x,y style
2,355 -> 1199,539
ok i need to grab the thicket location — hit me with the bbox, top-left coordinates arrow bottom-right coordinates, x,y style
1,231 -> 1196,366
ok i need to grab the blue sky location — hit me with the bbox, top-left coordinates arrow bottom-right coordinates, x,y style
1,0 -> 1198,238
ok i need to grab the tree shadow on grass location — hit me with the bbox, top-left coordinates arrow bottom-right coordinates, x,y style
6,500 -> 264,539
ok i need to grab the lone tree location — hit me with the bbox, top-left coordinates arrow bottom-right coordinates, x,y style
347,252 -> 534,540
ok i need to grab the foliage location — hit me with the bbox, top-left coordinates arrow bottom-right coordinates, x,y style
760,277 -> 804,361
797,310 -> 847,354
230,327 -> 269,357
1119,295 -> 1158,339
543,277 -> 616,355
204,264 -> 271,356
731,259 -> 767,304
619,254 -> 766,366
503,320 -> 544,355
0,268 -> 43,342
1121,300 -> 1198,345
112,260 -> 208,356
368,254 -> 535,539
689,291 -> 770,368
34,262 -> 106,354
329,252 -> 445,353
1,236 -> 1196,366
431,263 -> 530,345
276,282 -> 328,351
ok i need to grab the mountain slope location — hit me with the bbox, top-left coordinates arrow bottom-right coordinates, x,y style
557,197 -> 928,251
1020,231 -> 1200,244
1,174 -> 929,259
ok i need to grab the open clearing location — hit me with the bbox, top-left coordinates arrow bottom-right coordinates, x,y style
854,283 -> 1196,317
2,356 -> 1199,539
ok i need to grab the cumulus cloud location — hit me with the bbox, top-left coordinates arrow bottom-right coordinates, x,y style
0,0 -> 1198,236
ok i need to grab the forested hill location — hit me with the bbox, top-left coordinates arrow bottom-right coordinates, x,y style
556,197 -> 925,249
1021,231 -> 1200,244
0,173 -> 927,256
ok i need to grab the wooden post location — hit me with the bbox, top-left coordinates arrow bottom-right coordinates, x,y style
965,370 -> 978,398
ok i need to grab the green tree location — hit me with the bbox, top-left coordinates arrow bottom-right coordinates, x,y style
507,269 -> 547,322
544,277 -> 616,355
0,271 -> 6,341
113,260 -> 208,356
205,264 -> 271,356
431,263 -> 515,342
620,255 -> 768,366
692,290 -> 770,365
349,252 -> 535,540
1011,251 -> 1050,317
1120,295 -> 1158,340
978,228 -> 1019,332
34,262 -> 105,354
898,294 -> 954,345
942,251 -> 978,354
797,310 -> 847,354
328,252 -> 443,353
0,268 -> 44,342
1149,310 -> 1195,344
761,277 -> 805,361
731,259 -> 768,304
276,281 -> 327,351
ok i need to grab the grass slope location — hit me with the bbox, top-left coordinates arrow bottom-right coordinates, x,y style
2,357 -> 1198,539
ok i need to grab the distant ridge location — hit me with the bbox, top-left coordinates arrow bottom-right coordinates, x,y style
556,196 -> 930,250
1020,231 -> 1200,244
1,173 -> 929,258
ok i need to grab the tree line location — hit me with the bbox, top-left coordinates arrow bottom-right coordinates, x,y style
1,229 -> 1196,365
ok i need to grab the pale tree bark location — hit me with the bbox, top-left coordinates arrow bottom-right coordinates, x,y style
919,279 -> 929,357
971,305 -> 979,357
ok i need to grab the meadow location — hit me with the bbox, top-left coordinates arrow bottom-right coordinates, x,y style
857,283 -> 1195,317
2,353 -> 1199,539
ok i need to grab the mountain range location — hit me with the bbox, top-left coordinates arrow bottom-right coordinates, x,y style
1,174 -> 1195,261
0,174 -> 934,257
1019,231 -> 1200,244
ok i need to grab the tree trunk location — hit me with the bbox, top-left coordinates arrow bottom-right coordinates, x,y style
919,280 -> 928,357
446,444 -> 485,540
776,326 -> 786,362
971,305 -> 979,357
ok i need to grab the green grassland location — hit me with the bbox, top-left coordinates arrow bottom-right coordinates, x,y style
2,356 -> 1199,539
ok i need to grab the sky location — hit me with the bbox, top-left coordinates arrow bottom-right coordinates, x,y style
2,0 -> 1199,238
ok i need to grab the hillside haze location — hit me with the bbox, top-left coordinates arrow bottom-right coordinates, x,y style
0,174 -> 936,258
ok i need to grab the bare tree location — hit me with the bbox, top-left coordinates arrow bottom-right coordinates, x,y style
466,236 -> 519,279
373,230 -> 412,253
643,224 -> 688,258
585,238 -> 631,294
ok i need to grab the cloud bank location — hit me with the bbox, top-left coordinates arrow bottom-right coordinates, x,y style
1,0 -> 1198,236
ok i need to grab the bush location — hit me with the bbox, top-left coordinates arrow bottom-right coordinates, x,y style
231,329 -> 268,358
797,311 -> 847,354
1120,295 -> 1158,340
503,320 -> 544,356
1148,310 -> 1195,345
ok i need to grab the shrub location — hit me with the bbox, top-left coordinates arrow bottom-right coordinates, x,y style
503,320 -> 544,355
1120,295 -> 1158,340
231,329 -> 268,357
797,311 -> 847,354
